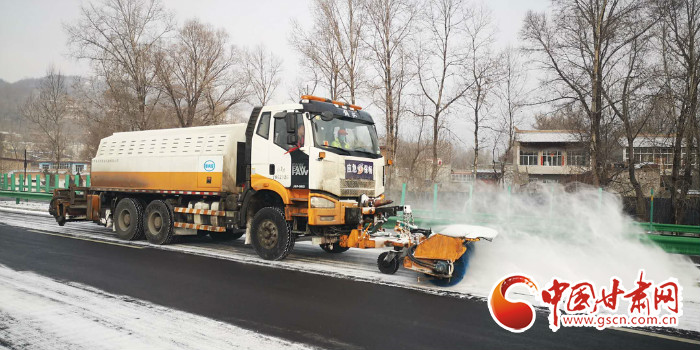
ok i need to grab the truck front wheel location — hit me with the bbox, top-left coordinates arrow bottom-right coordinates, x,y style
144,200 -> 175,245
114,198 -> 145,240
251,207 -> 295,260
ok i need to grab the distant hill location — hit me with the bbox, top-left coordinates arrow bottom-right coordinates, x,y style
0,76 -> 81,131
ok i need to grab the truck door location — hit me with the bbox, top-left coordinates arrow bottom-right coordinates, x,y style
251,111 -> 272,180
270,112 -> 308,188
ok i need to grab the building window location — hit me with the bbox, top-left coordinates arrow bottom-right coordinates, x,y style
542,150 -> 562,166
633,147 -> 673,165
657,148 -> 673,165
451,173 -> 474,183
75,164 -> 85,173
58,162 -> 70,169
634,147 -> 653,163
519,150 -> 538,165
41,164 -> 51,170
567,149 -> 589,166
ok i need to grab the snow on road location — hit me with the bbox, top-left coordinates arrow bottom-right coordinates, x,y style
0,264 -> 313,350
0,200 -> 48,213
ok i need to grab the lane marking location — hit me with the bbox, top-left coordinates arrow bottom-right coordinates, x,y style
25,229 -> 145,249
610,327 -> 700,345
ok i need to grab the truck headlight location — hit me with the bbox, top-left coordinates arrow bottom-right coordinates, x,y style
310,196 -> 335,208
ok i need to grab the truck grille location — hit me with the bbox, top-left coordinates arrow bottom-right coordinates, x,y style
339,179 -> 376,197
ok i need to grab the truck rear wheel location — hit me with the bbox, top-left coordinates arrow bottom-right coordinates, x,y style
114,198 -> 145,240
145,200 -> 175,245
251,207 -> 295,260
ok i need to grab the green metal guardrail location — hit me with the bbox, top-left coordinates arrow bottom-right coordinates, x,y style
0,173 -> 90,203
644,235 -> 700,256
0,190 -> 53,201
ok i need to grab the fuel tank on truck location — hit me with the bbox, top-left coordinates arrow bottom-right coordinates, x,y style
91,124 -> 247,193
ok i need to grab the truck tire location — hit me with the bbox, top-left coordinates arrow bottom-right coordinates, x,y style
114,198 -> 145,241
210,230 -> 244,241
144,200 -> 175,245
251,207 -> 295,260
320,243 -> 350,253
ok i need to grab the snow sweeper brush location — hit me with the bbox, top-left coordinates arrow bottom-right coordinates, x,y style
335,206 -> 498,286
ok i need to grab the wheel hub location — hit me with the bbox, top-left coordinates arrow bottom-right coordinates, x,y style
149,212 -> 163,233
121,211 -> 131,228
259,220 -> 278,249
153,214 -> 162,230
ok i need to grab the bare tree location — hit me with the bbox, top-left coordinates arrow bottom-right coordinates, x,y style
21,67 -> 70,174
521,0 -> 655,186
396,112 -> 431,188
65,0 -> 174,131
288,72 -> 320,101
533,105 -> 588,130
245,44 -> 283,106
156,19 -> 248,127
658,0 -> 700,224
603,32 -> 655,220
493,46 -> 527,182
319,0 -> 367,104
464,5 -> 500,175
364,0 -> 416,188
290,6 -> 346,100
415,0 -> 472,182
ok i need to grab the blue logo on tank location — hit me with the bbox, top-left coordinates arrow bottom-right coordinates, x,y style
203,160 -> 215,172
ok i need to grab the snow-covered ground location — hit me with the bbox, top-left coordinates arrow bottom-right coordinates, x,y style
0,264 -> 313,350
0,200 -> 49,212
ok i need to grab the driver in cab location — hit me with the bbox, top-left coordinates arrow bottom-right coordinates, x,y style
331,128 -> 351,149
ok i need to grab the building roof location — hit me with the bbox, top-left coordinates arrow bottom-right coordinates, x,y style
36,160 -> 90,164
515,129 -> 584,143
452,168 -> 500,174
619,135 -> 676,148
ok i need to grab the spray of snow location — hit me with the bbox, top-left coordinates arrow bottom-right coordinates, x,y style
443,183 -> 700,310
0,264 -> 313,350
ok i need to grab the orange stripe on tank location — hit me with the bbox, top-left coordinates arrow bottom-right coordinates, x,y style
91,171 -> 222,192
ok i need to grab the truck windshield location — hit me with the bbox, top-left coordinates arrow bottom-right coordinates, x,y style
311,115 -> 381,158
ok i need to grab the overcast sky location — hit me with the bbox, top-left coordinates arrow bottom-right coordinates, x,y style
0,0 -> 550,85
0,0 -> 551,143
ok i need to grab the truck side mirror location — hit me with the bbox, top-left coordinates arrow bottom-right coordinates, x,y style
320,111 -> 334,121
287,134 -> 298,145
285,113 -> 296,133
273,111 -> 286,119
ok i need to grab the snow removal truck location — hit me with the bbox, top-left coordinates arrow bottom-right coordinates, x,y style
49,95 -> 497,280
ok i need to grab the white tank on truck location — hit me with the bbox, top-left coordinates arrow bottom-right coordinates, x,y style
91,124 -> 246,193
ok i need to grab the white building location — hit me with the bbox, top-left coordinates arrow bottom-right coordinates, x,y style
619,134 -> 697,175
512,129 -> 590,183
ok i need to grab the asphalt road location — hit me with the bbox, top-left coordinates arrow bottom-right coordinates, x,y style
0,218 -> 698,349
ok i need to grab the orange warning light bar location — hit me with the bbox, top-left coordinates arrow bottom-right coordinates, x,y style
301,95 -> 363,110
